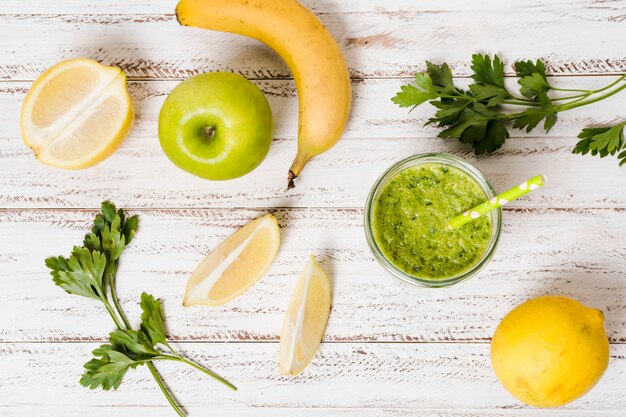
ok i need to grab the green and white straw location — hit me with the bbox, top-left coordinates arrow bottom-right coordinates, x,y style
447,174 -> 547,229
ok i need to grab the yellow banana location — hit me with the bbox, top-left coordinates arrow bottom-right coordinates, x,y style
176,0 -> 352,189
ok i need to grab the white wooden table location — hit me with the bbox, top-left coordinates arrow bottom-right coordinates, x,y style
1,1 -> 625,416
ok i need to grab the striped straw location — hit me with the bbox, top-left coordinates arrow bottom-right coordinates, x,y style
447,174 -> 546,229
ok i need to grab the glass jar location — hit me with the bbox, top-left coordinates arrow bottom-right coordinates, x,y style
364,153 -> 502,288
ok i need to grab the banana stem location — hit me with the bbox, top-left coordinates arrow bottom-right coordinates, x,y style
287,170 -> 298,191
287,151 -> 312,190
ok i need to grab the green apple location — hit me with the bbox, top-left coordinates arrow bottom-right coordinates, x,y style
158,72 -> 273,180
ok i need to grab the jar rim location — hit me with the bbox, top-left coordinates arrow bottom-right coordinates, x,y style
364,153 -> 502,288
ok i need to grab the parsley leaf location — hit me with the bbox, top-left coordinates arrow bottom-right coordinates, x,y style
80,341 -> 151,391
479,120 -> 510,154
426,61 -> 457,95
109,329 -> 161,356
435,102 -> 509,154
391,72 -> 438,109
81,350 -> 134,391
512,109 -> 556,133
140,292 -> 168,347
46,247 -> 107,300
467,54 -> 511,107
84,202 -> 138,262
123,214 -> 139,246
518,72 -> 551,104
544,112 -> 558,132
469,84 -> 509,107
428,100 -> 466,123
573,122 -> 626,165
471,54 -> 505,87
514,59 -> 547,80
513,59 -> 552,106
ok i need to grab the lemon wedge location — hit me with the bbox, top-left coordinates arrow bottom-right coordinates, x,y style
20,58 -> 134,169
183,214 -> 280,307
279,255 -> 331,376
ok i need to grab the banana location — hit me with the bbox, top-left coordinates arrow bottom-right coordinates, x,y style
176,0 -> 352,189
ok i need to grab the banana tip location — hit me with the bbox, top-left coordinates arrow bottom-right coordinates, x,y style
287,171 -> 297,190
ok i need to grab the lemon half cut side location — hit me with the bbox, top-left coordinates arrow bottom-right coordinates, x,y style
20,58 -> 134,169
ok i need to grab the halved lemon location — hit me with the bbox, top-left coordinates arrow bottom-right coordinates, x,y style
20,58 -> 134,169
183,214 -> 280,307
279,255 -> 331,376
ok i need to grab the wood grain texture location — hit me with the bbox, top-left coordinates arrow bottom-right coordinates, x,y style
3,135 -> 626,209
2,1 -> 626,415
3,76 -> 626,209
2,0 -> 626,15
1,343 -> 625,411
1,208 -> 624,343
0,1 -> 625,81
2,409 -> 624,417
5,77 -> 626,140
5,0 -> 626,14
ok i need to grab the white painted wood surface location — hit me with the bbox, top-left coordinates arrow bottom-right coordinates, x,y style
1,2 -> 625,80
0,1 -> 625,416
2,208 -> 626,343
1,343 -> 625,410
2,78 -> 626,209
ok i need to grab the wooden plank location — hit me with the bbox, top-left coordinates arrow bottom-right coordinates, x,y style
1,342 -> 624,410
3,0 -> 624,14
3,77 -> 626,209
4,77 -> 626,140
2,136 -> 626,209
1,2 -> 624,415
1,0 -> 625,15
0,3 -> 625,81
2,408 -> 624,417
1,208 -> 624,343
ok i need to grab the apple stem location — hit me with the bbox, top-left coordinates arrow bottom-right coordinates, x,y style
203,127 -> 216,140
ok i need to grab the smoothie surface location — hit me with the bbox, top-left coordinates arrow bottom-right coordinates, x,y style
373,163 -> 492,279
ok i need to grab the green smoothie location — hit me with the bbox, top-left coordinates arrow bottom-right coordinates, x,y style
373,163 -> 492,279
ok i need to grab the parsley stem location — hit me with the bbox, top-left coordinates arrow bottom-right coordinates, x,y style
558,94 -> 590,107
587,75 -> 626,94
107,261 -> 132,329
503,100 -> 542,107
558,82 -> 626,112
552,75 -> 625,95
551,76 -> 626,103
175,356 -> 238,391
147,364 -> 186,417
507,93 -> 539,103
160,341 -> 237,391
102,296 -> 186,417
550,93 -> 590,101
551,87 -> 590,93
102,300 -> 125,330
106,263 -> 187,417
436,94 -> 542,107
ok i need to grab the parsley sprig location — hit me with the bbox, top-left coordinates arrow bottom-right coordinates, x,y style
46,202 -> 236,417
573,122 -> 626,166
393,54 -> 626,165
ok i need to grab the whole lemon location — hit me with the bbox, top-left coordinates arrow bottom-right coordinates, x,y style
491,295 -> 609,408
